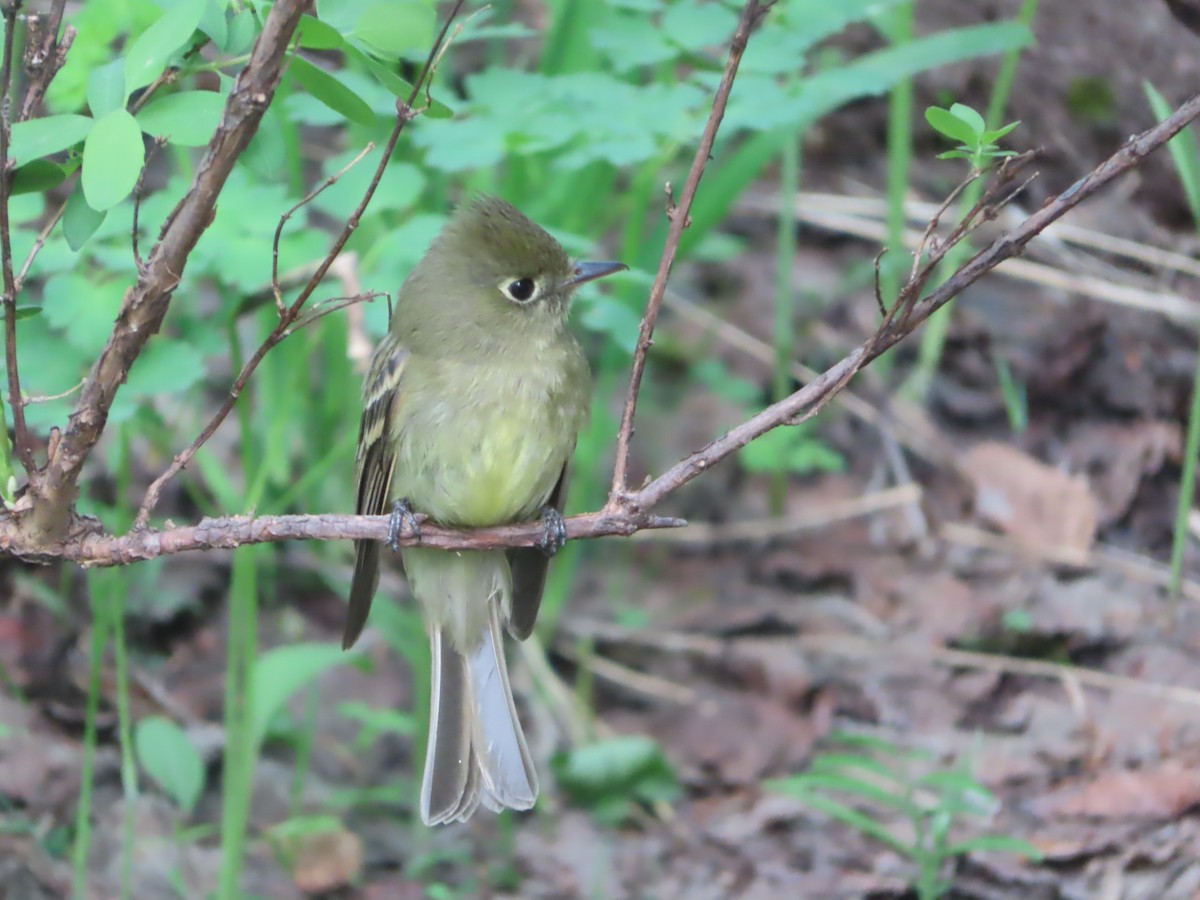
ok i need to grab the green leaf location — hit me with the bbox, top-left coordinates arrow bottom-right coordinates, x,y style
82,109 -> 145,210
135,716 -> 205,814
198,0 -> 228,50
289,55 -> 376,126
949,102 -> 986,134
11,160 -> 70,195
351,0 -> 434,57
770,787 -> 912,857
552,735 -> 678,819
338,701 -> 415,750
137,91 -> 226,145
124,0 -> 208,97
267,814 -> 344,842
226,9 -> 259,55
662,1 -> 738,52
41,273 -> 124,354
62,181 -> 107,250
925,105 -> 979,145
979,120 -> 1021,144
780,772 -> 919,817
239,103 -> 286,181
249,643 -> 348,749
577,293 -> 641,353
739,426 -> 844,475
86,60 -> 126,116
122,339 -> 206,402
14,306 -> 41,320
591,13 -> 676,73
1147,81 -> 1200,224
10,114 -> 93,164
343,42 -> 452,118
297,13 -> 347,50
945,834 -> 1044,859
807,753 -> 904,784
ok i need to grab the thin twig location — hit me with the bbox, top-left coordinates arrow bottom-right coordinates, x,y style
631,484 -> 921,545
806,635 -> 1200,710
555,638 -> 698,705
15,196 -> 66,290
562,620 -> 1200,710
0,0 -> 34,475
608,0 -> 769,503
131,140 -> 166,270
939,520 -> 1200,603
271,142 -> 374,313
133,0 -> 469,528
289,291 -> 385,333
25,377 -> 86,404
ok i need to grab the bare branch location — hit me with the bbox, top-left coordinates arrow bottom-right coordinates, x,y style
1,0 -> 35,475
18,0 -> 70,123
0,508 -> 686,567
608,0 -> 771,502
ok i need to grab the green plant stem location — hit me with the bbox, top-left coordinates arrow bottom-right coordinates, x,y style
770,131 -> 801,514
1146,83 -> 1200,600
879,1 -> 915,334
71,605 -> 111,897
109,573 -> 137,900
289,684 -> 320,817
909,0 -> 1041,397
217,313 -> 264,896
217,547 -> 260,898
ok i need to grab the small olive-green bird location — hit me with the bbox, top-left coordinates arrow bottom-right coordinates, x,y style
344,197 -> 625,826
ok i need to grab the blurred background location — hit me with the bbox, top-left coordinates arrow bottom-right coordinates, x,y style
5,0 -> 1200,897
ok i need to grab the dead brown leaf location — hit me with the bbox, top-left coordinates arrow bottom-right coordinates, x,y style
962,441 -> 1099,559
646,687 -> 828,785
1062,420 -> 1182,526
277,823 -> 364,895
1031,760 -> 1200,821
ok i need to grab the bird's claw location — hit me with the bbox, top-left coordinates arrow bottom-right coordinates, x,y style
537,506 -> 567,557
387,498 -> 422,552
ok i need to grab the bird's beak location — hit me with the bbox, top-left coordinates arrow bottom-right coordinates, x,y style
570,260 -> 628,286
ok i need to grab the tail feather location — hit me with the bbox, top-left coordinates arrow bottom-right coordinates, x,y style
420,628 -> 476,826
419,609 -> 537,826
468,603 -> 538,811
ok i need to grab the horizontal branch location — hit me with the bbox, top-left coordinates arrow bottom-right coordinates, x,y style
0,509 -> 686,567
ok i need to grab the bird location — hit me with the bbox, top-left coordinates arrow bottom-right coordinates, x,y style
343,196 -> 625,825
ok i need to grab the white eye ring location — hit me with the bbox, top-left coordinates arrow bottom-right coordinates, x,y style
499,276 -> 540,304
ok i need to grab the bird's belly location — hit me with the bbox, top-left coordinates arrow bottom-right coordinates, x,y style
396,385 -> 573,528
441,420 -> 562,524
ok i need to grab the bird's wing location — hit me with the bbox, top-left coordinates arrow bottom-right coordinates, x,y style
505,463 -> 570,641
343,331 -> 409,649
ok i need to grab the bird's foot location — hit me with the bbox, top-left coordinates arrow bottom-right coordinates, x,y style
387,498 -> 422,552
537,506 -> 567,557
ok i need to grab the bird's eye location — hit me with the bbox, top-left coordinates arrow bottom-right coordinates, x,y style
503,277 -> 537,303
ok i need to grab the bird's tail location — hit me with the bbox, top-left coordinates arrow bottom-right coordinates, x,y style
420,602 -> 538,825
